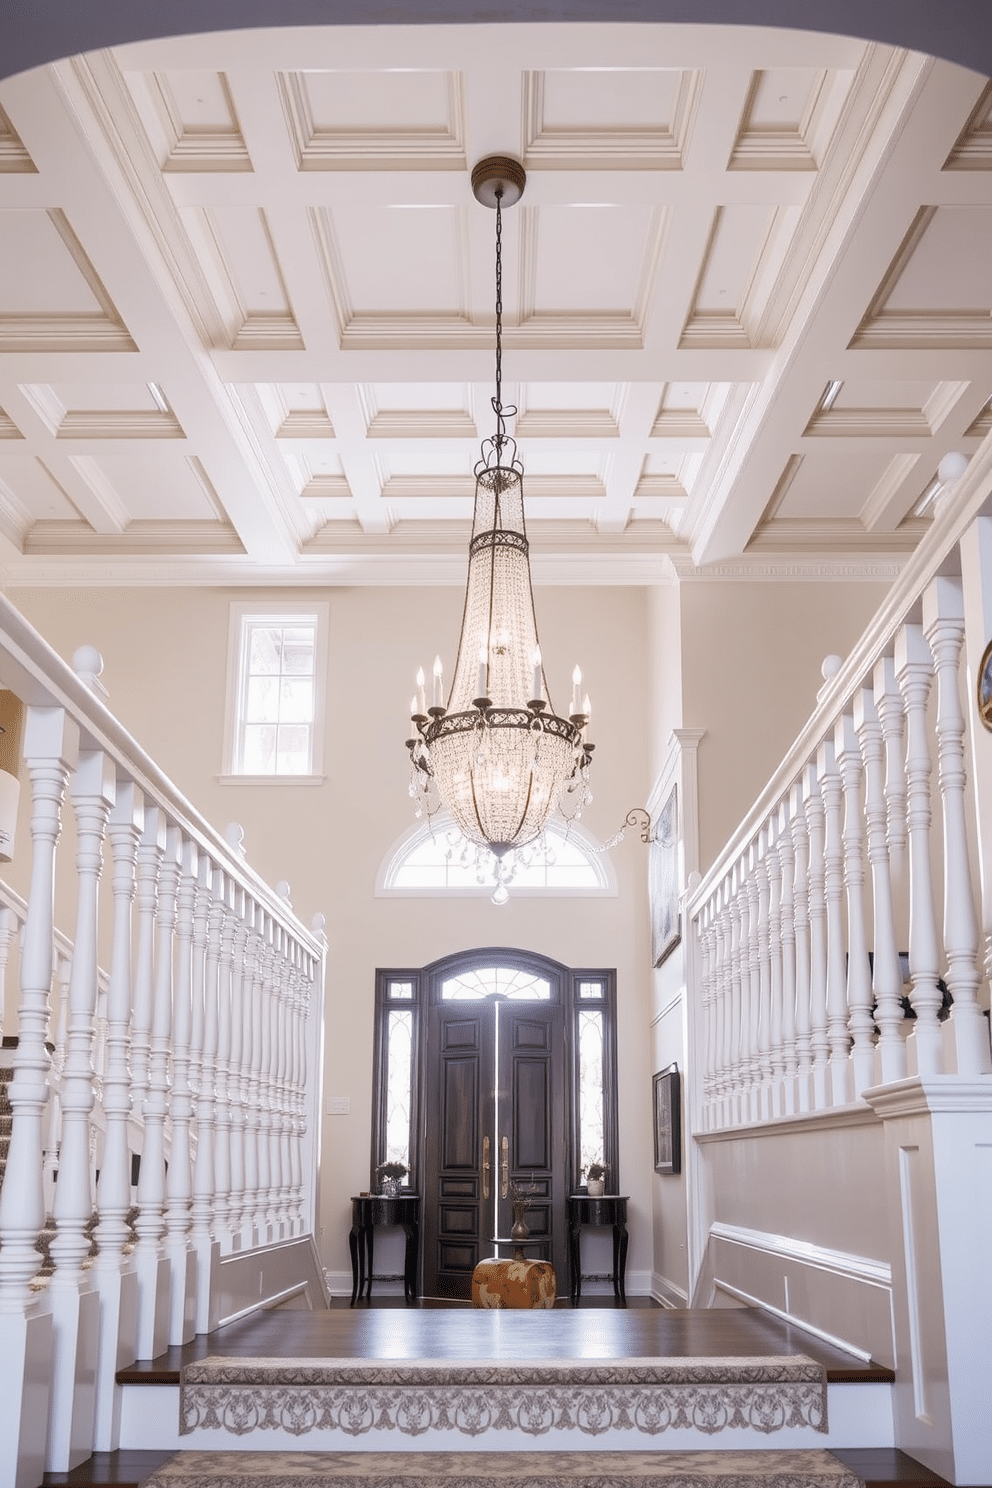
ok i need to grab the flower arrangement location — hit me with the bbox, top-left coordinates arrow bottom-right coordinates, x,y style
584,1161 -> 608,1181
376,1161 -> 408,1180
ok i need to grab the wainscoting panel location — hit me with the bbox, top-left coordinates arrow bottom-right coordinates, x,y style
708,1223 -> 895,1367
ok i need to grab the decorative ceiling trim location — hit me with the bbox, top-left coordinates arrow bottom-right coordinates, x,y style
515,408 -> 619,438
746,515 -> 926,553
0,407 -> 23,439
147,70 -> 253,173
57,409 -> 185,439
521,67 -> 701,170
277,69 -> 466,170
368,409 -> 476,439
23,519 -> 246,555
803,407 -> 931,437
0,103 -> 36,173
728,68 -> 824,172
277,408 -> 336,437
851,204 -> 992,349
943,80 -> 992,171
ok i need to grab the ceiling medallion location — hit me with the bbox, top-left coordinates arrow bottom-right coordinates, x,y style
406,156 -> 594,899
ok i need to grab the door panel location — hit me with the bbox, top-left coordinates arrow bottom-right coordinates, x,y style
422,998 -> 565,1300
424,1005 -> 495,1299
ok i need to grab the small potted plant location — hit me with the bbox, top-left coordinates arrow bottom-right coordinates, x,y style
376,1160 -> 408,1197
584,1161 -> 609,1197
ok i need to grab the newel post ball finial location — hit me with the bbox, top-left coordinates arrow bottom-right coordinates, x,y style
73,644 -> 108,697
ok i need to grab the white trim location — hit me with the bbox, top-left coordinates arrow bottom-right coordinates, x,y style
709,1221 -> 892,1289
376,813 -> 617,897
217,774 -> 326,787
222,600 -> 329,778
712,1280 -> 875,1364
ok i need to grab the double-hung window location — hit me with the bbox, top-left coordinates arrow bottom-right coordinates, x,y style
224,604 -> 328,779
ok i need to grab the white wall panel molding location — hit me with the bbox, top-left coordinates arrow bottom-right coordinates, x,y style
710,1220 -> 891,1288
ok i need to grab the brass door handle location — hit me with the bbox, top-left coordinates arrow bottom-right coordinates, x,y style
482,1135 -> 490,1199
501,1135 -> 509,1199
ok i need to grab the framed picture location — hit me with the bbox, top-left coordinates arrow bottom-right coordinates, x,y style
653,1064 -> 681,1175
650,784 -> 681,967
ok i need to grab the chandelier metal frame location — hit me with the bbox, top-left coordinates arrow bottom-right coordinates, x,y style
406,155 -> 593,861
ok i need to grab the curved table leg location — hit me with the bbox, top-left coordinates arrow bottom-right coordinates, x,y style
613,1220 -> 629,1305
349,1218 -> 362,1307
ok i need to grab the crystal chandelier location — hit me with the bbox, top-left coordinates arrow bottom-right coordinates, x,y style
407,156 -> 593,860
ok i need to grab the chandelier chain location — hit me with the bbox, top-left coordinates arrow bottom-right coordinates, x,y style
493,187 -> 506,457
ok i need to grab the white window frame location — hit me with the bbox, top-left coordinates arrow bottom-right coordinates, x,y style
220,601 -> 329,784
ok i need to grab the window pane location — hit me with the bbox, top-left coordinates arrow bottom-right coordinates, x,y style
579,981 -> 604,1000
242,723 -> 276,774
388,982 -> 414,1000
578,1008 -> 604,1176
279,676 -> 315,722
441,967 -> 551,1000
385,1009 -> 413,1170
248,627 -> 280,675
282,633 -> 315,674
246,675 -> 280,723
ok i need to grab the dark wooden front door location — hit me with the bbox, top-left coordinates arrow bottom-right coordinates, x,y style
423,997 -> 566,1299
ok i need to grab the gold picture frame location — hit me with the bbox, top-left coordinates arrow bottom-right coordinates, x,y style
978,638 -> 992,733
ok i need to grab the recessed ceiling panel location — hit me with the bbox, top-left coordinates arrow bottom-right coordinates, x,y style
278,69 -> 465,169
854,206 -> 992,348
127,70 -> 251,171
331,206 -> 466,316
0,104 -> 36,173
526,205 -> 658,316
729,68 -> 853,170
775,449 -> 898,520
524,67 -> 699,167
90,451 -> 223,521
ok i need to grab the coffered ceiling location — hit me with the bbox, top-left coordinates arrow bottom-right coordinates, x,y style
0,22 -> 989,585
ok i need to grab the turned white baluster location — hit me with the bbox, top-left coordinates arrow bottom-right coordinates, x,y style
243,905 -> 264,1243
50,752 -> 115,1287
855,686 -> 906,1084
255,912 -> 275,1238
754,834 -> 773,1120
835,715 -> 876,1099
165,835 -> 196,1344
875,656 -> 908,861
728,863 -> 745,1121
191,857 -> 218,1328
699,900 -> 716,1113
790,782 -> 813,1114
134,823 -> 181,1357
766,820 -> 786,1116
213,876 -> 235,1251
895,624 -> 945,1077
747,845 -> 766,1122
0,708 -> 78,1308
777,800 -> 798,1116
131,811 -> 165,1140
0,905 -> 16,1034
714,885 -> 732,1124
818,740 -> 850,1105
924,577 -> 991,1075
273,929 -> 292,1231
226,894 -> 249,1243
44,953 -> 71,1220
804,763 -> 829,1110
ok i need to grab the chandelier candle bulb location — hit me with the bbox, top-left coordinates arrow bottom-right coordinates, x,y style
416,667 -> 427,716
531,648 -> 543,703
433,655 -> 444,709
572,666 -> 582,716
476,649 -> 488,702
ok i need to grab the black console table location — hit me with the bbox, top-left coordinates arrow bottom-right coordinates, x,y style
567,1193 -> 629,1304
349,1193 -> 420,1306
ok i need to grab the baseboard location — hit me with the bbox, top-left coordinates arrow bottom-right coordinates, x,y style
651,1272 -> 689,1309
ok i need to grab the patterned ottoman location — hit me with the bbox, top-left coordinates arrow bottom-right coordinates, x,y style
471,1256 -> 557,1308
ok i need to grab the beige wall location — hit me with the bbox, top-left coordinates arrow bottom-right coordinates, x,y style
679,579 -> 891,873
7,582 -> 656,1290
